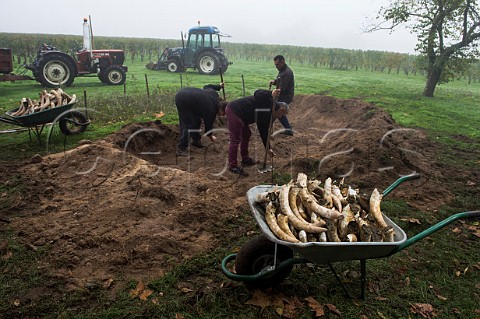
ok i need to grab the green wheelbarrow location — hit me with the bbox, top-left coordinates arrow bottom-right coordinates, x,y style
0,101 -> 89,141
221,173 -> 480,299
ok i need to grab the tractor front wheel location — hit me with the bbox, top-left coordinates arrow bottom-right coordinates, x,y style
104,66 -> 126,85
197,52 -> 220,75
37,53 -> 76,87
167,60 -> 182,73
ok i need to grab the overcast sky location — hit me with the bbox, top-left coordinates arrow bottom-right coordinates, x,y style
0,0 -> 417,54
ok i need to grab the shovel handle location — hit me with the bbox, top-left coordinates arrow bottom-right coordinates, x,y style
262,77 -> 281,167
219,67 -> 226,100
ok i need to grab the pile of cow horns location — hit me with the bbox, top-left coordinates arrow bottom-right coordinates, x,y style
10,88 -> 77,117
255,173 -> 395,243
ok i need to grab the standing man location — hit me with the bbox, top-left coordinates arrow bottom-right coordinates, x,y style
175,83 -> 227,156
270,55 -> 294,136
225,89 -> 288,176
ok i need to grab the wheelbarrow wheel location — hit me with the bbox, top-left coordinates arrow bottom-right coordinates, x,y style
235,235 -> 294,290
59,110 -> 89,135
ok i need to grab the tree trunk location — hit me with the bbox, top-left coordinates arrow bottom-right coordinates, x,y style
423,68 -> 442,97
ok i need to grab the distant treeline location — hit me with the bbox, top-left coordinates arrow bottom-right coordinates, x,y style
1,32 -> 479,84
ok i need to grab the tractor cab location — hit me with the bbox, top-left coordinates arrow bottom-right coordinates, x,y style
183,26 -> 223,67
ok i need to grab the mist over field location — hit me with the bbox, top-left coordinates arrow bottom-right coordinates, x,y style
0,0 -> 417,53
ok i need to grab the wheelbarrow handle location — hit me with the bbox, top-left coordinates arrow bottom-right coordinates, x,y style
0,116 -> 21,126
382,172 -> 420,197
391,210 -> 480,255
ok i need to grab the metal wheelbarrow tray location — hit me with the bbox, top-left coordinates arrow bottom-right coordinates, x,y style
246,185 -> 407,264
221,174 -> 480,298
4,101 -> 77,126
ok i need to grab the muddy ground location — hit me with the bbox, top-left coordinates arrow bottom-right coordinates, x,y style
1,94 -> 477,295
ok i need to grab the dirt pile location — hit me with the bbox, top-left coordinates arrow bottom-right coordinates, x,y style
4,94 -> 452,289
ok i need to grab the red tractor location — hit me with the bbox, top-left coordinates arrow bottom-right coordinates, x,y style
25,18 -> 128,88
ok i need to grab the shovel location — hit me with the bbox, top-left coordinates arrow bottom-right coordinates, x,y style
257,77 -> 281,173
216,67 -> 227,128
219,67 -> 226,101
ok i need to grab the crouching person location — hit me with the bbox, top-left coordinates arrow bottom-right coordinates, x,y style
175,83 -> 227,156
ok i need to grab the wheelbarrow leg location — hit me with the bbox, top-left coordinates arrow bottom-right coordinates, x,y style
35,125 -> 45,145
360,259 -> 366,300
28,125 -> 46,145
327,263 -> 352,299
327,260 -> 367,300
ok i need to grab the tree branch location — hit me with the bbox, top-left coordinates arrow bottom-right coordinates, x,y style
463,0 -> 470,43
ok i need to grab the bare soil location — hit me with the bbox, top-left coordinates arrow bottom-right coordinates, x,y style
2,94 -> 476,294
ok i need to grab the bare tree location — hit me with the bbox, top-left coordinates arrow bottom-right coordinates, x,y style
369,0 -> 480,97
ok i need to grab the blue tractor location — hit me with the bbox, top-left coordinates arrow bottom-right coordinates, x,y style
149,25 -> 231,75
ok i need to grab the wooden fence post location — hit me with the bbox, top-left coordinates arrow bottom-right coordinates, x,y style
241,75 -> 246,97
83,90 -> 88,119
145,74 -> 150,99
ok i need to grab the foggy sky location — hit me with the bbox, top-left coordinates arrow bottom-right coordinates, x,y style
0,0 -> 417,54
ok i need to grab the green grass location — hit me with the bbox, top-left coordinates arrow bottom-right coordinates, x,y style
2,57 -> 479,136
1,57 -> 479,318
3,58 -> 478,166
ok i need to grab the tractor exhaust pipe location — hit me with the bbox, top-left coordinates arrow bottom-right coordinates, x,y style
83,18 -> 92,51
181,31 -> 187,67
88,15 -> 95,51
83,16 -> 94,60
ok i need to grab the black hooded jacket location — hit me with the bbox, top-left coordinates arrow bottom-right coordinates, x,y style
175,84 -> 221,136
227,89 -> 278,147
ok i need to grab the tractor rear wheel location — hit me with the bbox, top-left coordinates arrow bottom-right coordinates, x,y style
37,53 -> 76,87
197,52 -> 220,75
104,66 -> 126,85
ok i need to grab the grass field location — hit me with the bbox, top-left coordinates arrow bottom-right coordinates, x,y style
1,57 -> 479,165
3,57 -> 479,133
2,58 -> 479,156
1,57 -> 479,318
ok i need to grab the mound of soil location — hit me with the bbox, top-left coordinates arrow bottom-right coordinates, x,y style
2,94 -> 455,291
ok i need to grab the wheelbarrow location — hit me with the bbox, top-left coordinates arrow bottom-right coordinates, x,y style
0,101 -> 89,142
221,173 -> 480,299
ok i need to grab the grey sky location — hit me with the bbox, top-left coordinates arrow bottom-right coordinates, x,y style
0,0 -> 417,54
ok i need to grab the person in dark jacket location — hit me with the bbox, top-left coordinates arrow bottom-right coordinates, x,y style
225,89 -> 287,176
270,55 -> 294,136
175,84 -> 227,156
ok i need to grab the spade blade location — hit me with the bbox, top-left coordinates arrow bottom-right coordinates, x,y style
257,164 -> 273,174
